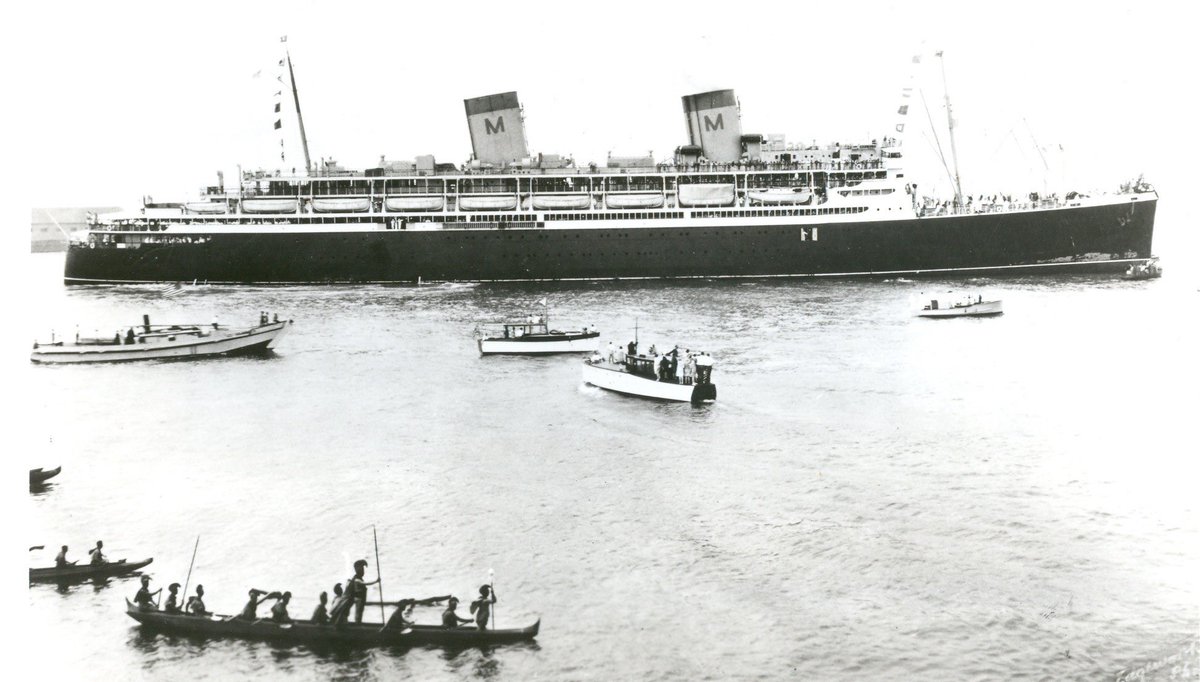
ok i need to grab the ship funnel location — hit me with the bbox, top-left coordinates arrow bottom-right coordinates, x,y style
681,89 -> 744,163
464,92 -> 529,166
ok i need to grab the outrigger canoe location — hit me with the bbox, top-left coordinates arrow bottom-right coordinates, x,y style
29,466 -> 62,486
125,600 -> 539,647
30,558 -> 153,583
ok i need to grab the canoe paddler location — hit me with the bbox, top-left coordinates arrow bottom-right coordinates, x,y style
270,592 -> 293,624
55,545 -> 77,568
134,575 -> 162,611
367,595 -> 452,630
186,585 -> 211,616
89,540 -> 106,565
163,583 -> 182,614
236,588 -> 275,620
311,591 -> 329,625
442,597 -> 474,628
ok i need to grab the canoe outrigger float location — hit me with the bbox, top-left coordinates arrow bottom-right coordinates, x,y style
31,314 -> 291,364
125,600 -> 540,647
30,558 -> 153,583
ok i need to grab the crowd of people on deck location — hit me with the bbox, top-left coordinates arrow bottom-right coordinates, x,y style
125,556 -> 499,631
592,340 -> 714,384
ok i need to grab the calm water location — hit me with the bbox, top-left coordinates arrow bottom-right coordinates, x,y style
20,248 -> 1199,680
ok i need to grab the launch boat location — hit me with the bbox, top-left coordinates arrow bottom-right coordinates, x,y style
30,558 -> 153,584
63,50 -> 1157,285
1123,257 -> 1162,280
31,314 -> 291,364
583,349 -> 717,403
477,314 -> 599,355
124,600 -> 540,647
916,297 -> 1003,318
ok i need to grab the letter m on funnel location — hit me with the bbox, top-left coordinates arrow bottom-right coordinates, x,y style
703,114 -> 724,131
485,116 -> 506,135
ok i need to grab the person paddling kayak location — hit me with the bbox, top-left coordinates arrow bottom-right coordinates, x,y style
89,540 -> 106,565
442,597 -> 473,627
133,576 -> 161,611
186,585 -> 210,616
55,545 -> 76,568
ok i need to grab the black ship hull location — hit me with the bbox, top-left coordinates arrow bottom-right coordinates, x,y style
64,199 -> 1156,284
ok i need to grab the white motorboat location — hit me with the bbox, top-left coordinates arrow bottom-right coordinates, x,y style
477,314 -> 599,355
916,297 -> 1003,318
31,314 -> 292,364
582,350 -> 716,403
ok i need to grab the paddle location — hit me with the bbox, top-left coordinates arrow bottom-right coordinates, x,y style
373,526 -> 385,624
489,568 -> 496,629
181,536 -> 200,614
29,546 -> 43,551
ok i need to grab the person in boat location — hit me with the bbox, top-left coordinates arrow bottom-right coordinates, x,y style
55,545 -> 76,568
695,352 -> 713,384
442,597 -> 474,628
627,340 -> 637,357
125,328 -> 135,344
470,585 -> 497,630
311,591 -> 329,625
331,560 -> 379,626
134,575 -> 161,611
376,594 -> 451,630
683,351 -> 695,385
89,540 -> 106,565
186,585 -> 210,616
163,583 -> 182,614
270,591 -> 293,624
236,588 -> 274,620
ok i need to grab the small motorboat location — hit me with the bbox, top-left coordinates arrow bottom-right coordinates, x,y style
916,297 -> 1003,318
1123,257 -> 1162,280
30,466 -> 61,486
583,345 -> 716,403
30,558 -> 153,583
31,314 -> 291,364
477,313 -> 599,355
125,599 -> 540,647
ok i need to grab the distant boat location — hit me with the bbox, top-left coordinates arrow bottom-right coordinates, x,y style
124,599 -> 540,646
916,297 -> 1003,318
477,314 -> 599,355
583,348 -> 717,403
30,558 -> 153,583
1123,257 -> 1162,280
31,314 -> 291,364
29,466 -> 61,486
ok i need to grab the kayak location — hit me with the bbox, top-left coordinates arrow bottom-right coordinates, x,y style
125,599 -> 539,647
30,466 -> 62,486
30,558 -> 153,583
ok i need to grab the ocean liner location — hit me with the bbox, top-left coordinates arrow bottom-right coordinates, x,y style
63,50 -> 1157,285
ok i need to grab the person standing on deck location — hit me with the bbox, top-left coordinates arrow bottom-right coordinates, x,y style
470,585 -> 497,630
331,560 -> 379,625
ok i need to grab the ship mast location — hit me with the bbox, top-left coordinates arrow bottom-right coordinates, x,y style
937,51 -> 964,208
284,45 -> 313,175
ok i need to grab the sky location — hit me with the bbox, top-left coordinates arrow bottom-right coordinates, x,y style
6,0 -> 1195,212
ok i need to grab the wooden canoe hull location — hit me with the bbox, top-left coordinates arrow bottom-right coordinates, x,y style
30,558 -> 153,583
125,600 -> 539,647
30,466 -> 62,485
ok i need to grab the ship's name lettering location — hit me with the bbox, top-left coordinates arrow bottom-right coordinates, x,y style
485,116 -> 506,135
